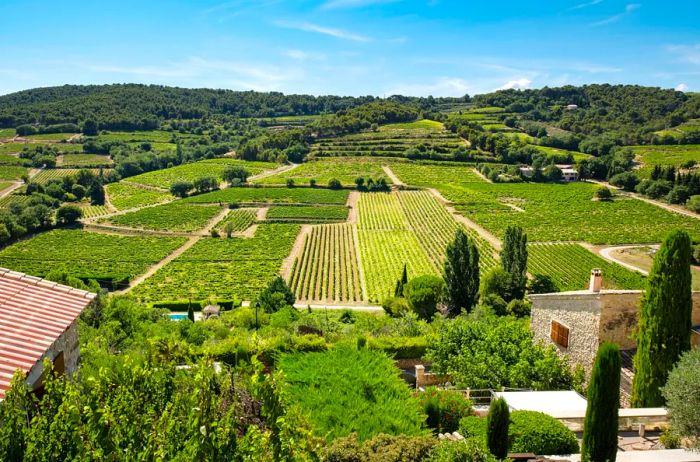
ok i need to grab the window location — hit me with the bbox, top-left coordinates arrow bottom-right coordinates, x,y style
551,320 -> 570,348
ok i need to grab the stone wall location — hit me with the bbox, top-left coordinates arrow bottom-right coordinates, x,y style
26,319 -> 81,390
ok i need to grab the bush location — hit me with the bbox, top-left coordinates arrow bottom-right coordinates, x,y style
609,172 -> 639,191
480,267 -> 510,302
480,294 -> 507,316
667,185 -> 691,204
416,388 -> 474,433
269,305 -> 299,328
486,398 -> 509,459
404,275 -> 445,320
382,296 -> 410,317
426,440 -> 496,462
367,336 -> 428,359
528,274 -> 559,294
460,410 -> 579,456
170,181 -> 193,198
56,204 -> 83,224
257,276 -> 295,313
686,195 -> 700,213
506,299 -> 531,317
286,178 -> 295,188
595,187 -> 612,201
328,178 -> 342,189
325,433 -> 436,462
662,348 -> 700,449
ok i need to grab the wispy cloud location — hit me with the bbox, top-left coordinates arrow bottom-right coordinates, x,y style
498,78 -> 532,90
202,0 -> 281,15
386,77 -> 470,97
590,3 -> 640,26
274,21 -> 371,42
567,0 -> 603,11
675,83 -> 688,92
668,44 -> 700,65
284,49 -> 327,61
320,0 -> 400,9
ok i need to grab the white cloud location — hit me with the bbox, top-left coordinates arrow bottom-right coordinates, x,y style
590,3 -> 640,26
675,83 -> 689,92
385,77 -> 470,97
498,78 -> 532,90
284,49 -> 326,61
668,44 -> 700,66
568,0 -> 603,11
274,21 -> 371,42
320,0 -> 400,9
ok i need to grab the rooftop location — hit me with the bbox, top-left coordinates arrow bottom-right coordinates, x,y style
0,268 -> 96,399
494,390 -> 588,418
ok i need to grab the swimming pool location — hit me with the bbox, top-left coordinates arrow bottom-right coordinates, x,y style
168,313 -> 188,321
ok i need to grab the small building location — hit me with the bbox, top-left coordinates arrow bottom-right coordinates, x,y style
0,268 -> 96,399
560,168 -> 579,182
529,269 -> 700,376
565,104 -> 578,110
519,165 -> 534,178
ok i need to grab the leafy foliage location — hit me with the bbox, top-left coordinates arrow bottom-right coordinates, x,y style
662,348 -> 700,450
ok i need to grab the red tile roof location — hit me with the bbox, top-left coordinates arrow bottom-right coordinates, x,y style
0,268 -> 96,399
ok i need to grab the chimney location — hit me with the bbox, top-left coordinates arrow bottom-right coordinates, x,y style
589,269 -> 603,292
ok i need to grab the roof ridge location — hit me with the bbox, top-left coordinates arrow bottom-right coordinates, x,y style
0,267 -> 96,299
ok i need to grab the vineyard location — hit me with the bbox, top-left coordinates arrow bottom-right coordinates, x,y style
289,223 -> 363,303
630,144 -> 700,177
88,130 -> 202,143
103,202 -> 223,232
266,205 -> 349,223
131,224 -> 300,301
58,154 -> 113,167
528,243 -> 647,291
214,208 -> 257,233
0,195 -> 31,209
182,186 -> 349,206
80,205 -> 111,219
127,158 -> 277,189
105,182 -> 173,210
0,229 -> 186,285
255,157 -> 391,187
0,166 -> 27,180
32,168 -> 111,185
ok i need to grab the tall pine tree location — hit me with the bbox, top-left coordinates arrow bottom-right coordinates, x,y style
632,230 -> 693,407
582,342 -> 621,462
500,226 -> 528,301
487,397 -> 510,459
444,229 -> 479,316
394,263 -> 408,297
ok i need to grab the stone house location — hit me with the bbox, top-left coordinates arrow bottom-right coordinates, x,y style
0,268 -> 96,400
529,269 -> 700,375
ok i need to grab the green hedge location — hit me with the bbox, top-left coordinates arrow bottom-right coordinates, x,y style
459,410 -> 579,456
150,299 -> 241,312
415,387 -> 473,433
367,336 -> 428,359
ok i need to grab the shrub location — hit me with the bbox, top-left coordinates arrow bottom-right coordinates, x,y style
328,178 -> 342,189
404,275 -> 445,320
170,181 -> 193,198
609,172 -> 639,191
269,305 -> 299,328
686,195 -> 700,213
667,185 -> 690,204
56,205 -> 83,225
382,296 -> 410,317
528,274 -> 559,294
506,299 -> 531,317
480,267 -> 510,302
257,276 -> 295,313
662,348 -> 700,449
309,178 -> 317,188
325,433 -> 436,462
595,187 -> 612,201
416,388 -> 473,433
367,336 -> 428,359
286,178 -> 295,188
486,398 -> 509,459
480,294 -> 507,316
426,440 -> 496,462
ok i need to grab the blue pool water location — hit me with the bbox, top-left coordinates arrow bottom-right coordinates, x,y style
169,313 -> 188,321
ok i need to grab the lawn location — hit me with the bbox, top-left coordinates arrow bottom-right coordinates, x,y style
131,224 -> 299,301
182,186 -> 349,206
103,202 -> 223,232
0,229 -> 186,287
128,158 -> 277,189
255,157 -> 389,187
105,182 -> 173,210
278,347 -> 427,441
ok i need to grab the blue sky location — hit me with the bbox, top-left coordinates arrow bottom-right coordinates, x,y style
1,0 -> 698,96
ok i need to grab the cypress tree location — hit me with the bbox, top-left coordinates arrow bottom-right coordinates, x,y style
394,263 -> 408,297
500,226 -> 528,301
187,302 -> 195,323
487,397 -> 510,459
632,230 -> 693,407
444,229 -> 480,316
582,342 -> 621,462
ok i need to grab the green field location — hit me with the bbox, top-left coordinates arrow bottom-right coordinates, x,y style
89,130 -> 202,143
256,157 -> 390,187
0,128 -> 16,139
32,168 -> 111,185
378,119 -> 444,131
0,143 -> 28,155
213,208 -> 257,233
528,243 -> 647,291
266,205 -> 349,223
290,223 -> 363,303
103,202 -> 223,232
128,158 -> 277,189
105,182 -> 173,210
0,166 -> 28,180
182,186 -> 349,206
630,144 -> 700,177
654,119 -> 700,139
23,133 -> 76,141
0,194 -> 30,209
528,144 -> 592,162
131,224 -> 299,301
58,153 -> 113,167
0,154 -> 26,166
0,229 -> 186,285
390,162 -> 700,244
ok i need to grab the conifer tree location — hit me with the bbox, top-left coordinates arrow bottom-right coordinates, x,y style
394,263 -> 408,297
487,397 -> 510,459
582,342 -> 621,462
632,230 -> 693,407
187,302 -> 195,323
500,226 -> 528,301
444,229 -> 480,316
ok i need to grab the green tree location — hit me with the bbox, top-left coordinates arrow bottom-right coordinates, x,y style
88,181 -> 105,205
257,276 -> 296,313
487,397 -> 510,459
582,342 -> 621,462
662,348 -> 700,449
170,181 -> 193,198
56,204 -> 83,225
632,230 -> 693,407
500,226 -> 527,301
394,263 -> 408,297
403,275 -> 445,320
444,229 -> 480,316
187,302 -> 195,322
193,176 -> 218,194
222,165 -> 250,184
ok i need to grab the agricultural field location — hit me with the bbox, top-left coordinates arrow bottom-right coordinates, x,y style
0,143 -> 28,155
183,186 -> 349,206
630,144 -> 700,177
0,166 -> 27,180
390,162 -> 700,244
0,229 -> 186,286
127,158 -> 277,189
0,194 -> 30,208
105,182 -> 173,210
80,204 -> 111,219
88,130 -> 201,143
0,182 -> 14,193
58,153 -> 112,167
378,119 -> 444,131
32,168 -> 111,184
22,133 -> 76,141
289,223 -> 363,303
213,208 -> 257,233
131,224 -> 299,301
653,119 -> 700,139
278,347 -> 426,442
255,114 -> 324,127
528,145 -> 592,162
0,128 -> 16,139
255,157 -> 390,187
528,243 -> 647,291
266,205 -> 349,223
103,202 -> 222,232
0,154 -> 26,166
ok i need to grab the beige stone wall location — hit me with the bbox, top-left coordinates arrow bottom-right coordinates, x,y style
598,292 -> 643,349
26,319 -> 81,389
530,294 -> 602,374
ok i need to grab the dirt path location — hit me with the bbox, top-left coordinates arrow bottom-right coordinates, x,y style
597,244 -> 658,275
588,179 -> 700,221
280,224 -> 311,280
67,133 -> 83,142
346,190 -> 359,224
116,236 -> 201,294
382,165 -> 404,186
256,207 -> 269,220
427,188 -> 502,251
0,168 -> 42,199
472,168 -> 492,183
249,162 -> 299,182
352,223 -> 369,301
